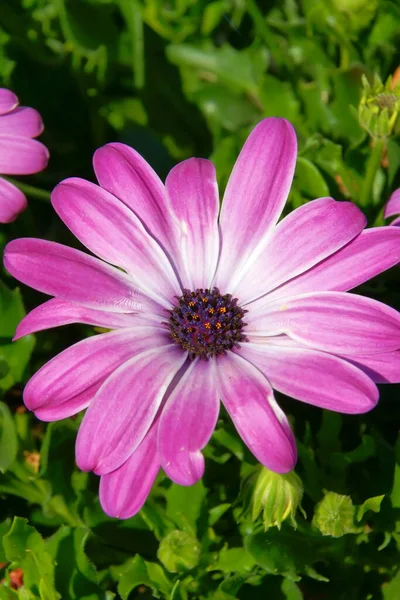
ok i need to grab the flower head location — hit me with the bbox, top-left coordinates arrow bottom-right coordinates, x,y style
238,465 -> 304,530
4,118 -> 400,519
358,74 -> 400,139
0,88 -> 49,223
384,188 -> 400,226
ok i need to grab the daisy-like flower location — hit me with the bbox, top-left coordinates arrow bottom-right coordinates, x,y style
384,188 -> 400,226
0,88 -> 49,223
4,118 -> 400,519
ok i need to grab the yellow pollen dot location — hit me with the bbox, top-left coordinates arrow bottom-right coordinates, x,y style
204,322 -> 211,329
219,307 -> 226,314
187,326 -> 194,332
215,322 -> 222,329
237,313 -> 242,318
202,297 -> 208,303
193,314 -> 200,321
188,301 -> 195,307
208,308 -> 215,315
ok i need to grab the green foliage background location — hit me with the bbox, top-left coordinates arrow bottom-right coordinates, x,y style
0,0 -> 400,598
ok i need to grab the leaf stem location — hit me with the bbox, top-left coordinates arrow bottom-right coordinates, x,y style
360,138 -> 385,208
4,178 -> 51,202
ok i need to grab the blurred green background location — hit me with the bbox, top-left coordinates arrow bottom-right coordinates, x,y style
0,0 -> 400,598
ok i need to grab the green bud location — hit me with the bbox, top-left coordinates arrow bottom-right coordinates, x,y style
157,530 -> 200,573
312,491 -> 356,537
358,74 -> 400,139
239,466 -> 304,530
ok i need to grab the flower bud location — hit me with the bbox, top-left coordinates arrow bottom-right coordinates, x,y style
312,491 -> 356,537
358,74 -> 400,139
157,530 -> 200,573
239,466 -> 304,530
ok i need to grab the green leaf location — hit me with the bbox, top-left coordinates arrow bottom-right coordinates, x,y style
112,554 -> 172,600
245,527 -> 331,582
166,480 -> 206,530
210,546 -> 256,574
2,517 -> 59,599
294,157 -> 329,199
0,402 -> 18,473
0,283 -> 35,391
281,578 -> 304,599
383,569 -> 400,599
166,43 -> 268,95
356,495 -> 384,521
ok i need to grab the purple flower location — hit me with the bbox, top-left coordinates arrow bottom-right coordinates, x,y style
384,188 -> 400,226
0,88 -> 49,223
4,118 -> 400,519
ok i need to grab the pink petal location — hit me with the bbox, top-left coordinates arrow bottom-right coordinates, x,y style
262,228 -> 400,302
392,217 -> 400,226
0,89 -> 18,115
0,177 -> 27,223
100,423 -> 160,519
0,107 -> 44,138
237,341 -> 378,414
35,381 -> 106,422
215,118 -> 297,291
13,298 -> 155,340
158,358 -> 219,485
247,292 -> 400,355
4,238 -> 143,313
215,352 -> 297,473
76,346 -> 186,475
384,188 -> 400,219
51,178 -> 180,308
93,143 -> 177,257
345,351 -> 400,384
0,135 -> 49,175
165,158 -> 220,289
236,197 -> 366,303
25,327 -> 163,419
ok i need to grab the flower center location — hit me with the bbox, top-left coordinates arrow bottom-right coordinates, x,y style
167,287 -> 247,359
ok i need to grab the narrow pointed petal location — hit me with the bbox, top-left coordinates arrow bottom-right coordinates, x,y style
76,346 -> 186,475
262,228 -> 400,303
0,89 -> 18,115
24,327 -> 163,418
165,158 -> 220,288
247,292 -> 400,355
100,424 -> 159,519
51,178 -> 180,307
0,107 -> 44,138
4,238 -> 143,313
159,358 -> 219,485
346,351 -> 400,384
215,352 -> 297,473
236,197 -> 366,303
13,298 -> 153,340
384,188 -> 400,219
0,135 -> 49,174
0,178 -> 27,223
215,118 -> 297,290
237,342 -> 378,414
93,143 -> 177,254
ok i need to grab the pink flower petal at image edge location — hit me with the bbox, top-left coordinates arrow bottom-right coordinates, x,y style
0,88 -> 48,223
4,117 -> 400,520
384,188 -> 400,226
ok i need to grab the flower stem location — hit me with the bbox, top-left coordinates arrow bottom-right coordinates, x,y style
4,177 -> 51,202
359,138 -> 385,208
